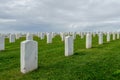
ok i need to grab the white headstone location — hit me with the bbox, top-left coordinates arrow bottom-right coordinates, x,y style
40,32 -> 44,40
86,33 -> 92,49
107,32 -> 110,42
20,40 -> 38,73
61,32 -> 65,41
0,36 -> 5,51
16,33 -> 20,39
80,32 -> 84,39
117,32 -> 120,39
26,33 -> 33,40
98,33 -> 103,44
47,33 -> 52,43
38,32 -> 41,39
72,32 -> 76,40
112,32 -> 116,40
65,36 -> 73,56
52,32 -> 55,38
10,34 -> 15,43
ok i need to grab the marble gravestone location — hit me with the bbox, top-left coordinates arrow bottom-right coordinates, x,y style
40,32 -> 44,40
112,32 -> 116,40
0,36 -> 5,51
26,33 -> 33,40
65,36 -> 73,56
117,32 -> 120,39
47,33 -> 52,43
16,33 -> 20,39
52,32 -> 55,38
10,34 -> 15,43
72,32 -> 76,40
20,40 -> 38,74
99,33 -> 103,44
80,32 -> 84,39
107,32 -> 110,42
86,33 -> 92,49
61,32 -> 65,41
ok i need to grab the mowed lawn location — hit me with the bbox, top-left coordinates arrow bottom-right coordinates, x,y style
1,34 -> 120,80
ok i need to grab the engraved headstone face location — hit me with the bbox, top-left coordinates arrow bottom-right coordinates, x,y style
52,32 -> 55,38
80,32 -> 84,39
61,32 -> 65,41
72,32 -> 76,40
86,33 -> 92,49
10,34 -> 15,43
26,33 -> 33,40
47,33 -> 52,43
112,32 -> 116,40
40,32 -> 45,40
38,32 -> 44,40
117,32 -> 120,39
20,40 -> 38,74
65,36 -> 73,56
99,33 -> 103,44
16,33 -> 20,39
0,35 -> 5,51
107,32 -> 110,42
38,32 -> 41,38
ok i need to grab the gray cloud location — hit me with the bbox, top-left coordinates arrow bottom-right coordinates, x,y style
0,0 -> 120,32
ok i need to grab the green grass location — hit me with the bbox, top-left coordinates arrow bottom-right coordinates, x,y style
0,34 -> 120,80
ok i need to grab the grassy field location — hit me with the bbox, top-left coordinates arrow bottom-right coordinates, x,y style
0,34 -> 120,80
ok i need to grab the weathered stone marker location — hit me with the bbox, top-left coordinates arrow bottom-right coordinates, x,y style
10,34 -> 15,43
98,33 -> 103,44
61,32 -> 65,41
20,40 -> 38,73
80,32 -> 84,39
16,33 -> 20,39
112,32 -> 116,40
40,32 -> 44,40
107,32 -> 110,42
117,32 -> 120,39
0,36 -> 5,51
47,33 -> 52,43
52,32 -> 55,38
26,33 -> 33,40
86,33 -> 92,49
65,36 -> 73,56
72,32 -> 76,40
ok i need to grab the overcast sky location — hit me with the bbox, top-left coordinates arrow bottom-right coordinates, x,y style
0,0 -> 120,32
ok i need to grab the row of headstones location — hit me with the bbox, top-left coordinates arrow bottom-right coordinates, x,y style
0,32 -> 87,47
65,32 -> 120,56
0,32 -> 56,51
37,32 -> 120,43
0,33 -> 22,51
0,32 -> 120,73
20,32 -> 120,74
1,32 -> 119,44
20,31 -> 120,43
0,32 -> 120,51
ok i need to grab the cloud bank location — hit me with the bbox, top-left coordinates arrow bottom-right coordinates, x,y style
0,0 -> 120,32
